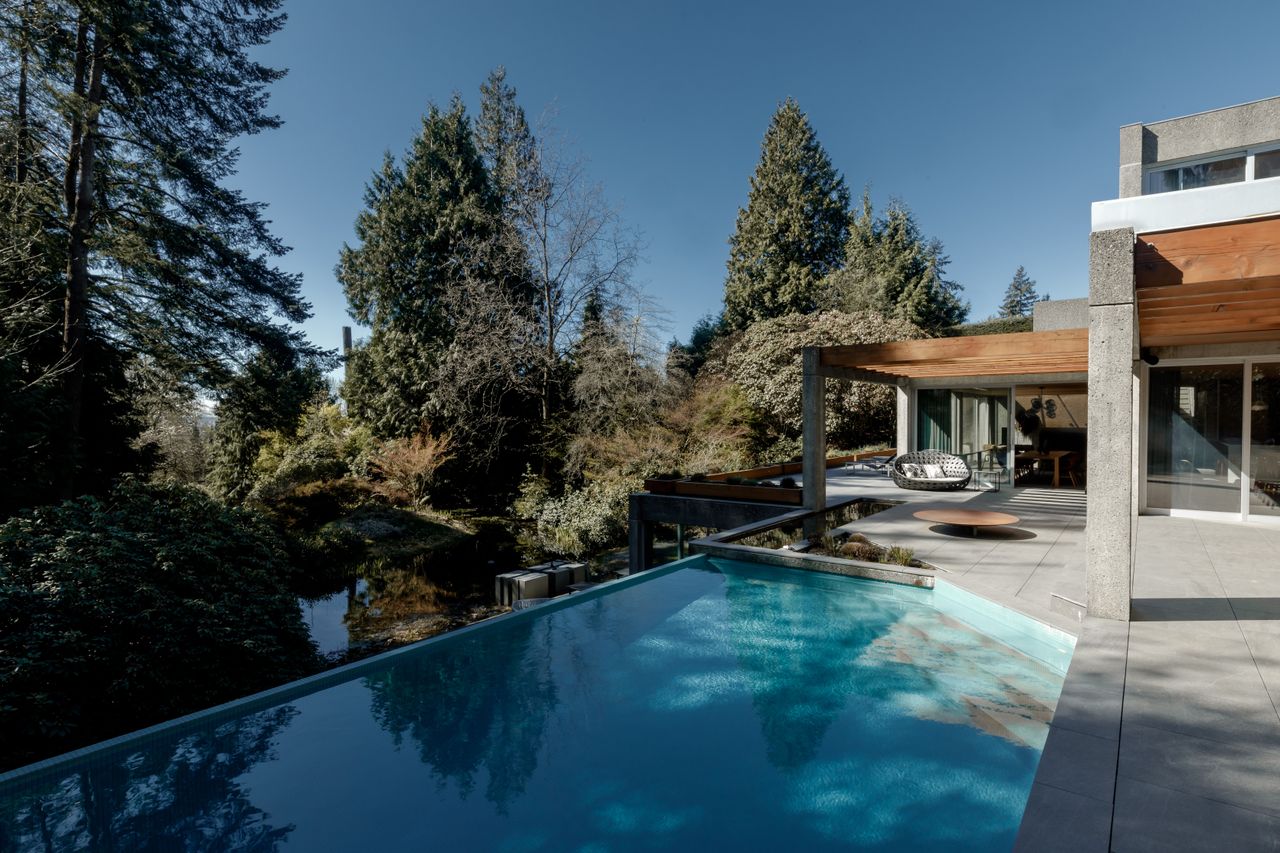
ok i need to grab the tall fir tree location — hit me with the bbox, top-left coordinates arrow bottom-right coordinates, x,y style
998,265 -> 1040,318
338,97 -> 500,440
0,0 -> 320,502
476,66 -> 538,222
723,99 -> 849,330
822,193 -> 968,332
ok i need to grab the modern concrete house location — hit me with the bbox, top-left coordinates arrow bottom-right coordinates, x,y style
801,95 -> 1280,623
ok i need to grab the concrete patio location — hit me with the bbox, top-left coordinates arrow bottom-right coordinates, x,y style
819,468 -> 1280,852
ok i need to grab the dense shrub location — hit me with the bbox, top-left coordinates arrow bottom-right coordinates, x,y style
534,479 -> 633,558
370,430 -> 453,506
946,316 -> 1033,337
249,402 -> 378,502
723,311 -> 924,452
0,481 -> 319,770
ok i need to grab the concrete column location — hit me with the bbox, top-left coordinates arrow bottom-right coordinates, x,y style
1118,123 -> 1145,199
627,494 -> 655,574
895,381 -> 911,455
1086,228 -> 1138,621
801,348 -> 826,515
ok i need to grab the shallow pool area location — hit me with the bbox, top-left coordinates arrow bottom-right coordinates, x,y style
0,556 -> 1071,851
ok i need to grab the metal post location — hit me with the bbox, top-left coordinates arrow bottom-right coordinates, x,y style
802,348 -> 827,538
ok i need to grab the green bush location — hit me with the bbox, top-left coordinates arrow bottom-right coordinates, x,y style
534,479 -> 633,558
249,402 -> 378,503
0,480 -> 319,771
262,477 -> 383,532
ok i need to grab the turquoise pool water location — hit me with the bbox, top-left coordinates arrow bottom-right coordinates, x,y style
0,557 -> 1070,852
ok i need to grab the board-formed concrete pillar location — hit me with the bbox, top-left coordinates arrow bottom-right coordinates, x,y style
1086,227 -> 1138,621
801,348 -> 826,522
895,381 -> 911,455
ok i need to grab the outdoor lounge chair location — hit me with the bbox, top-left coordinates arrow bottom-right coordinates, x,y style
890,450 -> 972,491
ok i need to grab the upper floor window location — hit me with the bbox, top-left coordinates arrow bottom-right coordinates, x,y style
1144,144 -> 1280,194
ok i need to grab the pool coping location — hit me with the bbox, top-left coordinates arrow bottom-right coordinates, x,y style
1013,616 -> 1129,852
689,499 -> 937,588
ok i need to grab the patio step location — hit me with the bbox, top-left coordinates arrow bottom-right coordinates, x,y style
1048,592 -> 1086,625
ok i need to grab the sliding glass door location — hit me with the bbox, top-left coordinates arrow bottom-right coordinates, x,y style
1145,360 -> 1280,522
1251,363 -> 1280,518
916,388 -> 1011,471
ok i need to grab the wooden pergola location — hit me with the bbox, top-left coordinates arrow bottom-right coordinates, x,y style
815,328 -> 1090,384
798,327 -> 1090,521
1136,214 -> 1280,348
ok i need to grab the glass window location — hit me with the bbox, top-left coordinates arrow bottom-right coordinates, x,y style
1255,149 -> 1280,180
1146,365 -> 1244,513
1147,155 -> 1246,194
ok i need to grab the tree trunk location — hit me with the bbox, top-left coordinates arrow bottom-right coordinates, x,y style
58,21 -> 105,499
14,0 -> 30,188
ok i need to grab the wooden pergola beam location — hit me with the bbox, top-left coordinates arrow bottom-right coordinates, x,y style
816,328 -> 1089,381
1136,215 -> 1280,288
818,328 -> 1087,369
1135,216 -> 1280,347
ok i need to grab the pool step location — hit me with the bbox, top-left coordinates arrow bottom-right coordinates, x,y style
1049,592 -> 1087,624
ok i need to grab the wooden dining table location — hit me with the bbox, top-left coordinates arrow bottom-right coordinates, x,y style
1016,450 -> 1073,488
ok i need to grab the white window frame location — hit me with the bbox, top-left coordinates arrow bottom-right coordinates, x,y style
1143,142 -> 1280,195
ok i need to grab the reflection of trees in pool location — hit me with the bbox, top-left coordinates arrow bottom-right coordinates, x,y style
722,575 -> 894,770
0,707 -> 297,852
344,563 -> 459,641
365,618 -> 559,813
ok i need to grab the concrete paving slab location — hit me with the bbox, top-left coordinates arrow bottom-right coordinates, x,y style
1013,783 -> 1112,853
1033,726 -> 1119,803
1119,721 -> 1280,818
1111,777 -> 1280,853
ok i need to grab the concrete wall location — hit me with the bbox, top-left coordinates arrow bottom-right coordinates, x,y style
1085,228 -> 1138,621
1119,95 -> 1280,197
1033,298 -> 1088,331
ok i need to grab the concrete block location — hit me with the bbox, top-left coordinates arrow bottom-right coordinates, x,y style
494,570 -> 529,606
513,572 -> 549,601
561,562 -> 587,584
1088,228 -> 1135,307
1032,298 -> 1088,332
537,565 -> 574,595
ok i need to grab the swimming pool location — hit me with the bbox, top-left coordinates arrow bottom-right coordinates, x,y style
0,555 -> 1071,851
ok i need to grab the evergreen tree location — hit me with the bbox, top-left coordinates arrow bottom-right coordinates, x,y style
338,97 -> 500,439
723,99 -> 849,330
998,265 -> 1040,318
476,66 -> 538,221
823,193 -> 968,332
209,348 -> 327,503
0,0 -> 321,500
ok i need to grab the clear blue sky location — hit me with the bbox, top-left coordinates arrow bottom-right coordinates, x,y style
230,0 -> 1279,356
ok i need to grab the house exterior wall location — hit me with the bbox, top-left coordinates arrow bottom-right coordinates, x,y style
1032,298 -> 1088,332
1118,95 -> 1280,197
